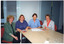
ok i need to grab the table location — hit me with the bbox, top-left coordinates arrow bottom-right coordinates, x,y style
20,28 -> 63,43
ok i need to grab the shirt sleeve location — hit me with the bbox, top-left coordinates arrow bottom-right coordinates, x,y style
38,20 -> 41,27
25,21 -> 28,28
28,20 -> 31,27
51,21 -> 55,30
4,24 -> 13,36
15,22 -> 19,30
47,21 -> 55,30
42,20 -> 46,28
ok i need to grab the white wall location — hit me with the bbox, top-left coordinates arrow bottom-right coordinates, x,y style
17,1 -> 42,22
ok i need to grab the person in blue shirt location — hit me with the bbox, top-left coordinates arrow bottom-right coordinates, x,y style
15,14 -> 28,42
28,13 -> 41,29
15,15 -> 28,32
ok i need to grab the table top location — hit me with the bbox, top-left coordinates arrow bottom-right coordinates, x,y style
21,28 -> 63,43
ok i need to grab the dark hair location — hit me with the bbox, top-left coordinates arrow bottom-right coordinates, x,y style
32,13 -> 38,17
19,14 -> 25,20
45,14 -> 50,18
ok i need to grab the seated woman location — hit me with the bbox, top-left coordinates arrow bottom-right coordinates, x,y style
15,14 -> 28,42
15,14 -> 28,32
42,14 -> 55,30
28,13 -> 41,29
3,15 -> 18,43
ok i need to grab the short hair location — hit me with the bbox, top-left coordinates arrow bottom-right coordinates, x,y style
45,14 -> 50,18
19,14 -> 25,20
7,15 -> 14,22
32,13 -> 38,17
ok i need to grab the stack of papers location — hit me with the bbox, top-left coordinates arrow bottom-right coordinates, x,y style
31,29 -> 42,31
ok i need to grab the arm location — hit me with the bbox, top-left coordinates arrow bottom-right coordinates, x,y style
37,20 -> 41,28
28,20 -> 32,29
4,24 -> 18,40
45,21 -> 55,30
17,28 -> 22,32
51,21 -> 55,30
25,21 -> 31,30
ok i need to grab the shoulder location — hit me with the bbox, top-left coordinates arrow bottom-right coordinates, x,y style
12,22 -> 15,25
51,20 -> 54,23
4,22 -> 9,26
4,23 -> 7,26
24,20 -> 27,23
44,20 -> 46,22
16,20 -> 19,23
36,19 -> 40,21
29,19 -> 33,22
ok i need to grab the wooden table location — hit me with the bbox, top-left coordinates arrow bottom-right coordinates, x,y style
20,28 -> 63,43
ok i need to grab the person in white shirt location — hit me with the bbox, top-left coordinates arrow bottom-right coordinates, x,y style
42,14 -> 55,30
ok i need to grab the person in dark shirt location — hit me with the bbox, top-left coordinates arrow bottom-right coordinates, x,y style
15,14 -> 28,42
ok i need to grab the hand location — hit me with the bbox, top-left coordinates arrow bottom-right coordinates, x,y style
22,31 -> 26,33
32,28 -> 37,29
14,36 -> 18,40
17,28 -> 22,32
46,27 -> 49,30
28,27 -> 32,29
25,28 -> 28,31
16,30 -> 18,32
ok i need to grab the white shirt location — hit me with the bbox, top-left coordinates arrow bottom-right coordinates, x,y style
42,20 -> 55,30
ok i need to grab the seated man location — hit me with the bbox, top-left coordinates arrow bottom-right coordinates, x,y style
28,13 -> 41,29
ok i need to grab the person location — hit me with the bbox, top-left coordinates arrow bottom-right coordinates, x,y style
28,13 -> 41,29
3,15 -> 18,43
42,14 -> 55,30
15,14 -> 28,42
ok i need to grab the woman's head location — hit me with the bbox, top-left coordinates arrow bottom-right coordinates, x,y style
32,13 -> 37,20
19,14 -> 25,21
7,15 -> 14,22
45,14 -> 50,21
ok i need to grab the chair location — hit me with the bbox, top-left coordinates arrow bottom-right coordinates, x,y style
1,27 -> 12,43
55,25 -> 57,31
40,20 -> 43,25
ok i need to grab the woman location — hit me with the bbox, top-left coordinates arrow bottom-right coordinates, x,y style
28,13 -> 41,29
42,14 -> 55,30
15,14 -> 28,32
3,15 -> 18,43
15,14 -> 28,42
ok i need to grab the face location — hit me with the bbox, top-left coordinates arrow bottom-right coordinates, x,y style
46,16 -> 50,21
20,16 -> 24,21
33,15 -> 37,20
9,17 -> 14,23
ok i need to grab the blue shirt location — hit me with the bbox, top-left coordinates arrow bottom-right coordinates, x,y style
15,20 -> 28,30
28,19 -> 41,28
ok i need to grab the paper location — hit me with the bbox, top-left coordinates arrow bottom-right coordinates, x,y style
31,29 -> 42,31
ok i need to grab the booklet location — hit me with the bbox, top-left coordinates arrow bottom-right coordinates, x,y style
31,29 -> 42,31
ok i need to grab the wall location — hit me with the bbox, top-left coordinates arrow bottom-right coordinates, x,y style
52,1 -> 60,30
16,1 -> 42,22
41,1 -> 63,30
58,1 -> 63,30
41,1 -> 51,22
6,1 -> 17,22
1,1 -> 17,23
1,1 -> 63,30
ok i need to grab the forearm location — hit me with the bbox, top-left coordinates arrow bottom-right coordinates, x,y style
28,26 -> 32,29
11,34 -> 16,38
17,28 -> 22,32
37,26 -> 41,28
